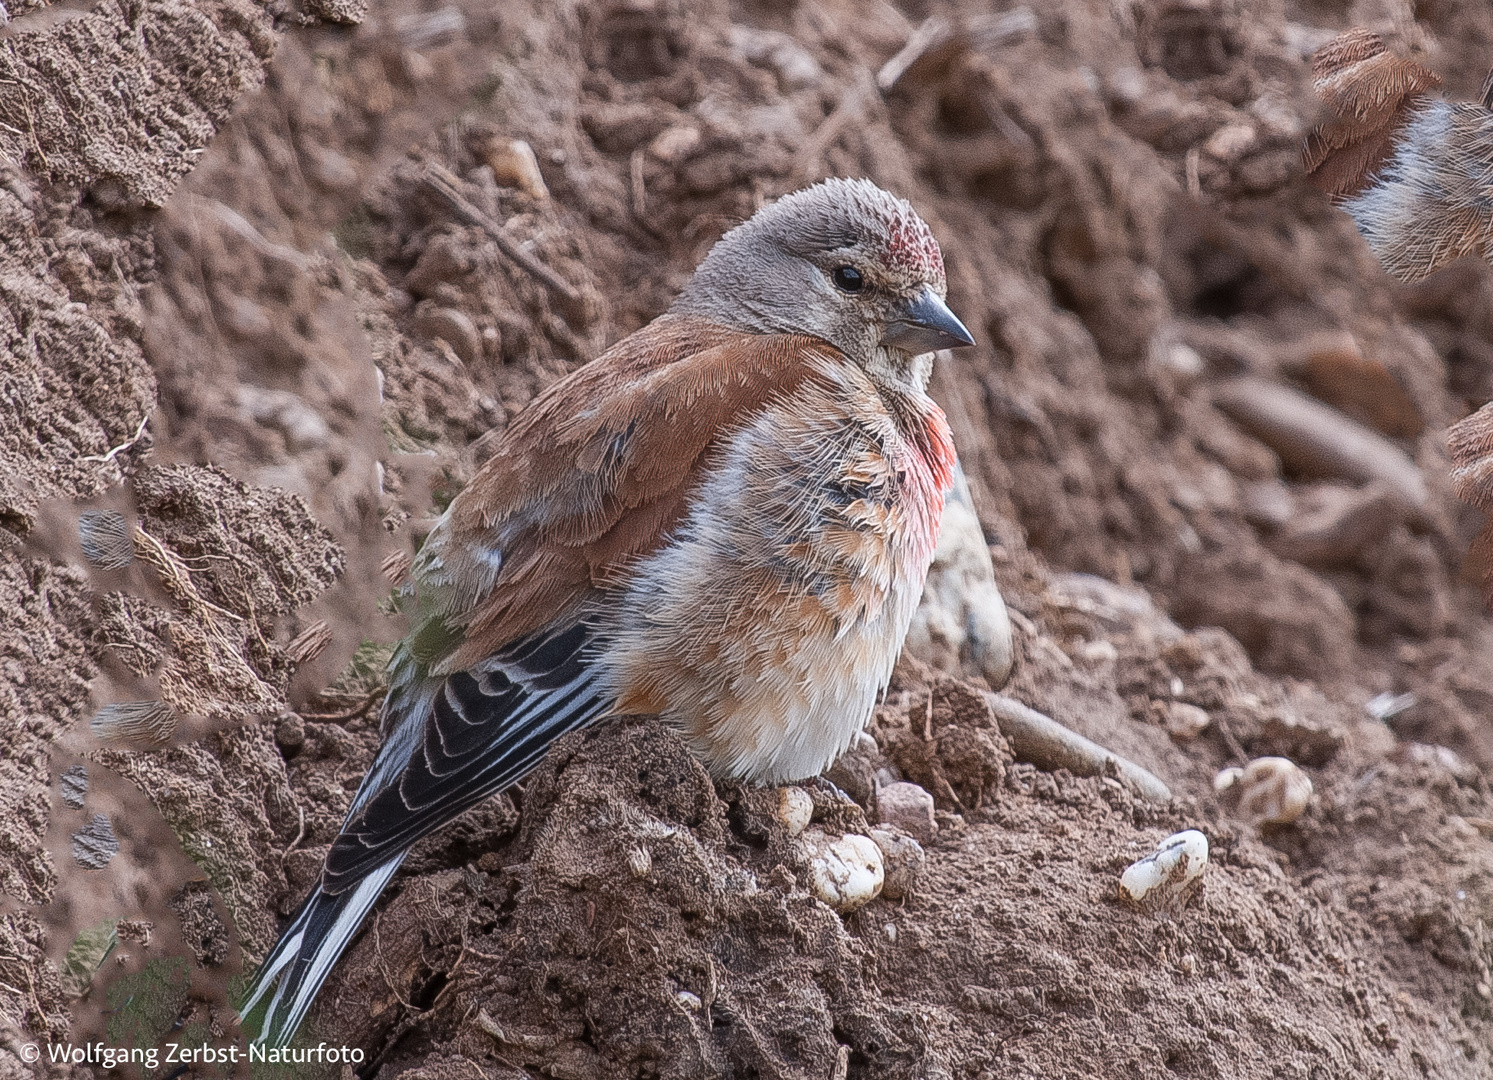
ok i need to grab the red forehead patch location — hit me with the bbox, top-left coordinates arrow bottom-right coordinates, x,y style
883,212 -> 945,284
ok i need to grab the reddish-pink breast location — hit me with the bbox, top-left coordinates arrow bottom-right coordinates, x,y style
899,404 -> 956,567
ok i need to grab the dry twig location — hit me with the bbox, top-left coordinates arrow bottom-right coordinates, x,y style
423,163 -> 582,306
983,692 -> 1173,804
1212,378 -> 1428,509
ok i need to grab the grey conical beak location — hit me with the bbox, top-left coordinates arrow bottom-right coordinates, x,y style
881,286 -> 976,353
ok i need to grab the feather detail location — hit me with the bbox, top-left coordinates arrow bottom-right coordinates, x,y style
1303,29 -> 1493,281
1304,29 -> 1441,199
431,315 -> 845,671
240,623 -> 606,1045
599,358 -> 952,783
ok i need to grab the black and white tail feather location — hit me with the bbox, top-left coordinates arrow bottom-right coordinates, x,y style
240,623 -> 610,1046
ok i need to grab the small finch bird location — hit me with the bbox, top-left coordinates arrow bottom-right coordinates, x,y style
241,177 -> 974,1043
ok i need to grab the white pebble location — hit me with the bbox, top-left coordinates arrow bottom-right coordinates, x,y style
677,991 -> 702,1012
1120,829 -> 1208,913
483,138 -> 549,200
1165,702 -> 1210,741
776,786 -> 813,836
1215,756 -> 1313,825
802,829 -> 884,914
650,124 -> 702,163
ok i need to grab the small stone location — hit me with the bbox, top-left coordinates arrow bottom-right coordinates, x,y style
1215,756 -> 1312,826
1394,742 -> 1477,780
414,305 -> 482,366
482,325 -> 502,359
802,829 -> 884,914
401,49 -> 435,83
1268,483 -> 1401,567
727,26 -> 822,89
649,125 -> 702,163
1240,480 -> 1294,530
218,293 -> 274,342
405,234 -> 473,296
1164,342 -> 1205,380
1079,639 -> 1119,663
875,781 -> 936,844
236,386 -> 331,451
677,990 -> 702,1011
1119,829 -> 1208,913
822,737 -> 880,807
482,138 -> 549,200
305,145 -> 359,192
776,786 -> 813,836
1165,701 -> 1211,741
1204,122 -> 1257,160
868,825 -> 925,901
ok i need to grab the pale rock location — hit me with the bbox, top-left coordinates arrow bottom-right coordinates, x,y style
413,305 -> 483,367
1119,829 -> 1208,913
868,825 -> 925,900
904,463 -> 1014,688
874,781 -> 936,844
482,138 -> 549,200
1215,756 -> 1312,825
650,125 -> 703,163
1165,701 -> 1211,741
776,786 -> 813,836
802,829 -> 884,913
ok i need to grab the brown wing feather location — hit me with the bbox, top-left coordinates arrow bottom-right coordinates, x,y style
435,313 -> 841,671
1304,29 -> 1441,198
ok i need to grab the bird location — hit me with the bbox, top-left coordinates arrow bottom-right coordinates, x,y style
1304,27 -> 1493,282
239,176 -> 975,1045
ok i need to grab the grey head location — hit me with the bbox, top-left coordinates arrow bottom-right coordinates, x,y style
671,178 -> 974,370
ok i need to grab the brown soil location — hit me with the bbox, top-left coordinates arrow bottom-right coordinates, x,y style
6,0 -> 1493,1077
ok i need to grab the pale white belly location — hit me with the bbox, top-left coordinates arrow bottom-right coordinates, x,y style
593,379 -> 939,784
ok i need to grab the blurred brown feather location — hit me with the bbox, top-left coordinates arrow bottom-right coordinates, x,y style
1303,29 -> 1441,199
1304,28 -> 1493,282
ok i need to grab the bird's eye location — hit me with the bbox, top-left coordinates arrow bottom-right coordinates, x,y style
831,266 -> 864,293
